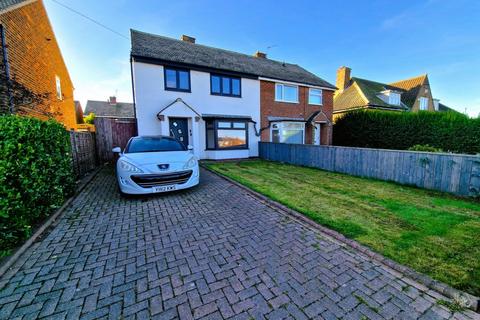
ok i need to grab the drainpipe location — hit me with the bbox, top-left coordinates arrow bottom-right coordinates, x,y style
130,55 -> 138,134
0,24 -> 14,114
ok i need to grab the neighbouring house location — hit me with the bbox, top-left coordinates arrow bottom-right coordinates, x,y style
84,96 -> 135,120
74,100 -> 84,124
333,66 -> 458,120
130,30 -> 336,160
0,0 -> 78,129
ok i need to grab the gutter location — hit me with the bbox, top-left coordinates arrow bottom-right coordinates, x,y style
0,24 -> 14,113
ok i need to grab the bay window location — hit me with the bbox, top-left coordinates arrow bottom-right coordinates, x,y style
206,119 -> 248,149
271,122 -> 305,144
275,83 -> 298,103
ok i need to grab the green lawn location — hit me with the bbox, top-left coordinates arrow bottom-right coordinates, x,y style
204,160 -> 480,296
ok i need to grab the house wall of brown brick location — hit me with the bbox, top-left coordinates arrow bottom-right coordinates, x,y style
0,0 -> 77,129
410,82 -> 435,112
260,80 -> 333,145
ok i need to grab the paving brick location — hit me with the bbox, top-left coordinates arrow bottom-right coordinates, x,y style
0,168 -> 473,320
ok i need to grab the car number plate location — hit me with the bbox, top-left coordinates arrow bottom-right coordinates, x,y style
154,185 -> 176,193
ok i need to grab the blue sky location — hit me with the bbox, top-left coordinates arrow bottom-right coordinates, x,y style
44,0 -> 480,116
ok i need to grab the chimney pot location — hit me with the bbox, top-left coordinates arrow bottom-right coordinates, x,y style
254,51 -> 267,59
180,35 -> 196,43
109,96 -> 117,105
336,66 -> 351,91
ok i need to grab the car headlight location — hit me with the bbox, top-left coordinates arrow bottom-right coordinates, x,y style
183,156 -> 197,169
119,160 -> 143,173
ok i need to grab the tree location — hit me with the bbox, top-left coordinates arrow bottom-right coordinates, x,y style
84,112 -> 95,124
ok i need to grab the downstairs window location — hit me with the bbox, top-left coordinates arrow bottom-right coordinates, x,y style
206,119 -> 248,150
271,122 -> 305,144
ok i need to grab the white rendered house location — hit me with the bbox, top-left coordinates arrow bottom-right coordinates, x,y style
130,30 -> 335,159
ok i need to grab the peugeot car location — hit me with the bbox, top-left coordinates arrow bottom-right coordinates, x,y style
113,136 -> 199,195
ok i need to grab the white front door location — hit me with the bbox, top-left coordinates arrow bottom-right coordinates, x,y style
314,123 -> 321,145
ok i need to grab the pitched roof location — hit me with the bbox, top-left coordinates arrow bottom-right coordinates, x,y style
334,77 -> 407,112
438,103 -> 460,114
333,73 -> 430,112
333,82 -> 368,111
84,100 -> 134,118
130,29 -> 335,89
0,0 -> 30,13
389,74 -> 428,108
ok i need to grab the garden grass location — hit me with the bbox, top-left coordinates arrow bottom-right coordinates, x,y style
204,159 -> 480,296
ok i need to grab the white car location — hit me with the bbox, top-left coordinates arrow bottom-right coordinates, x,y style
112,135 -> 199,195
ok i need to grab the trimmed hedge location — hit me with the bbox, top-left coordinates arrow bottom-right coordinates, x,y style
0,115 -> 74,255
333,110 -> 480,154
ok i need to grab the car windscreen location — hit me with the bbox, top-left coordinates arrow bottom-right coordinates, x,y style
125,137 -> 186,153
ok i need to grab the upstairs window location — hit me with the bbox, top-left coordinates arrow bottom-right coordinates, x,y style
419,97 -> 428,110
389,92 -> 401,106
275,83 -> 298,103
211,74 -> 241,97
308,88 -> 323,105
55,75 -> 62,100
164,67 -> 190,92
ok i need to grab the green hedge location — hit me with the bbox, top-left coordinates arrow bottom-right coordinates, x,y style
333,110 -> 480,154
0,115 -> 74,255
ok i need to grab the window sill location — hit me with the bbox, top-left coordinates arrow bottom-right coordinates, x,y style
308,102 -> 323,106
211,93 -> 242,98
274,99 -> 299,104
165,87 -> 191,93
205,147 -> 249,151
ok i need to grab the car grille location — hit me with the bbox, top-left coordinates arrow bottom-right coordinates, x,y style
131,170 -> 193,188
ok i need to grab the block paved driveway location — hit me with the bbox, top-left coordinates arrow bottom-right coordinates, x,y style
0,167 -> 478,320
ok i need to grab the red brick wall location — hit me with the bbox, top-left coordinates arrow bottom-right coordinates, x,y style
0,0 -> 77,129
260,80 -> 333,145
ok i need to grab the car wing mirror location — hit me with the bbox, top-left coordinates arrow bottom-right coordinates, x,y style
187,145 -> 194,152
112,147 -> 122,153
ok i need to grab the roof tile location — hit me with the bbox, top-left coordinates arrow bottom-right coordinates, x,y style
130,29 -> 335,89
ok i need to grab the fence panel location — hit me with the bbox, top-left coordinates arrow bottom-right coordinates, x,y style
94,118 -> 137,162
259,142 -> 480,197
70,131 -> 96,178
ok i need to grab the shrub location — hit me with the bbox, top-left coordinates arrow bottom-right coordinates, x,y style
0,115 -> 74,255
408,144 -> 443,153
84,112 -> 95,124
333,110 -> 480,154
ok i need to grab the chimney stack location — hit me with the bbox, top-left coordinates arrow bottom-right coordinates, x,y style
109,96 -> 117,105
254,51 -> 267,59
180,35 -> 196,44
336,66 -> 351,91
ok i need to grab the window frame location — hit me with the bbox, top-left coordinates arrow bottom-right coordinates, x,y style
419,97 -> 428,110
205,119 -> 249,150
164,66 -> 191,92
55,75 -> 62,100
275,83 -> 299,103
270,121 -> 305,144
210,74 -> 241,97
308,88 -> 323,105
388,92 -> 401,106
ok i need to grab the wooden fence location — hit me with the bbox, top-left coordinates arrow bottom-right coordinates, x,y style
70,131 -> 96,178
259,142 -> 480,197
94,117 -> 137,162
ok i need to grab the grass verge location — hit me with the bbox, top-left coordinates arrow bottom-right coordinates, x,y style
204,160 -> 480,296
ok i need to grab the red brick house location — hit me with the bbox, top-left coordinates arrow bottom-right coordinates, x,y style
0,0 -> 78,130
260,78 -> 335,145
